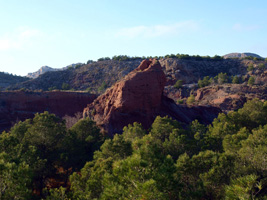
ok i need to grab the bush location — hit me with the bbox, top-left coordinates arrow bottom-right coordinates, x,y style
61,83 -> 70,90
87,60 -> 93,64
232,76 -> 239,84
177,99 -> 184,104
187,94 -> 195,105
247,63 -> 254,71
211,55 -> 223,61
98,81 -> 107,93
98,57 -> 111,62
174,80 -> 183,89
258,63 -> 265,70
248,76 -> 255,85
198,76 -> 213,88
48,86 -> 57,91
215,72 -> 228,84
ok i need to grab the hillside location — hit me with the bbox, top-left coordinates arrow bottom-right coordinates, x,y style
26,63 -> 84,79
223,52 -> 263,59
9,56 -> 264,93
27,66 -> 59,78
10,59 -> 142,92
0,72 -> 30,89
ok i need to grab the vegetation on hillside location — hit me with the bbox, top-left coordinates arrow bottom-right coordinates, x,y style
1,99 -> 267,199
0,72 -> 30,90
3,53 -> 266,93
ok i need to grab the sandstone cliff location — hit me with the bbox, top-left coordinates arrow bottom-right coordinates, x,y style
0,91 -> 96,132
83,59 -> 221,135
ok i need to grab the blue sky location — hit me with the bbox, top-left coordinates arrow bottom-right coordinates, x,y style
0,0 -> 266,76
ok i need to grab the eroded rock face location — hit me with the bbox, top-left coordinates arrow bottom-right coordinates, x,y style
84,59 -> 221,135
83,59 -> 166,134
0,91 -> 96,132
195,84 -> 267,112
159,58 -> 247,85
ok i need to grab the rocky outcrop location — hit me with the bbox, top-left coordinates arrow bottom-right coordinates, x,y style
195,84 -> 267,112
0,91 -> 96,132
159,58 -> 247,85
223,52 -> 262,59
27,66 -> 59,79
83,59 -> 221,135
83,59 -> 166,134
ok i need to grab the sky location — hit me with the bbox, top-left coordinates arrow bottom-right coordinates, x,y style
0,0 -> 266,76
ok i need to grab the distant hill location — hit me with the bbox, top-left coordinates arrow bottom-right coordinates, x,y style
0,72 -> 30,89
27,63 -> 84,79
27,66 -> 59,79
223,52 -> 262,59
13,60 -> 142,92
9,57 -> 251,92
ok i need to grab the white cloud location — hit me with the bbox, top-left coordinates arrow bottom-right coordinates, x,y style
116,21 -> 199,39
0,27 -> 42,51
233,23 -> 260,31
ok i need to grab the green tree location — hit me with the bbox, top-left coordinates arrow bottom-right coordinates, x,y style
70,134 -> 132,199
66,118 -> 102,169
247,63 -> 254,71
198,76 -> 213,88
176,151 -> 235,199
238,124 -> 267,174
187,94 -> 195,105
0,112 -> 70,197
0,153 -> 32,200
150,116 -> 180,141
217,72 -> 228,84
174,79 -> 183,89
222,127 -> 249,154
225,175 -> 262,200
248,76 -> 255,85
122,122 -> 146,142
61,83 -> 70,90
237,98 -> 267,130
258,63 -> 265,70
43,186 -> 70,200
98,81 -> 107,93
101,154 -> 168,200
87,60 -> 93,64
232,76 -> 239,84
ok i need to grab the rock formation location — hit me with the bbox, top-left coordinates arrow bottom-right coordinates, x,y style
27,66 -> 59,79
0,91 -> 96,132
83,59 -> 221,135
195,84 -> 267,112
223,52 -> 262,59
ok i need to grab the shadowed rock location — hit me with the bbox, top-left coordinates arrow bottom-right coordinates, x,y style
0,91 -> 96,132
83,59 -> 221,135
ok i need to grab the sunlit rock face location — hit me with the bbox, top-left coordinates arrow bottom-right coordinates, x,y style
84,59 -> 221,136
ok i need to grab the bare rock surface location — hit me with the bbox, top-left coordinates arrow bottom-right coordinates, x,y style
195,84 -> 267,112
0,91 -> 96,132
223,52 -> 262,59
84,59 -> 221,135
